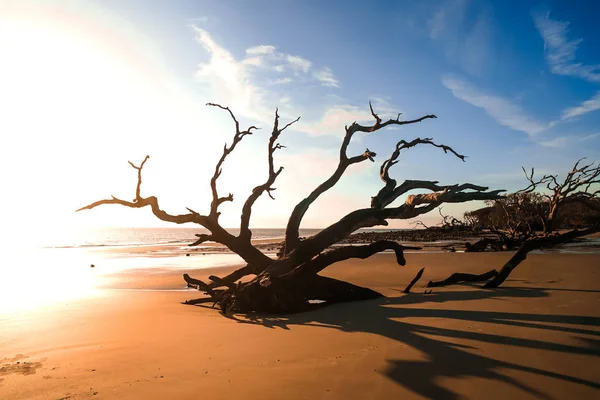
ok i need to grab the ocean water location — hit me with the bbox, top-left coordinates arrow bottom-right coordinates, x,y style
39,227 -> 324,249
0,227 -> 397,313
2,227 -> 597,314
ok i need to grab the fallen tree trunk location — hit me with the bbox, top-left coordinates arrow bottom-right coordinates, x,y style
427,270 -> 498,287
185,273 -> 383,314
484,226 -> 600,288
432,226 -> 600,289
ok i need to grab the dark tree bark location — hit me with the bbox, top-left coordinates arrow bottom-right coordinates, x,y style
78,102 -> 505,314
427,270 -> 499,288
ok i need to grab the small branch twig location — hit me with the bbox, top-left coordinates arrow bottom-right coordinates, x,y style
404,268 -> 425,293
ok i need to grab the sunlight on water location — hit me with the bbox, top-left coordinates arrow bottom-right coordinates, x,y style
0,245 -> 102,315
0,226 -> 248,314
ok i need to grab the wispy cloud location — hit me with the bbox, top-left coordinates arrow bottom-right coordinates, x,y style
192,27 -> 345,123
581,133 -> 600,141
246,45 -> 276,55
537,136 -> 570,148
442,75 -> 548,137
191,25 -> 398,143
285,55 -> 312,73
533,12 -> 600,83
272,77 -> 293,85
313,67 -> 339,87
538,132 -> 600,148
243,45 -> 312,74
441,75 -> 599,149
561,91 -> 600,120
299,105 -> 373,136
298,98 -> 398,136
193,26 -> 271,123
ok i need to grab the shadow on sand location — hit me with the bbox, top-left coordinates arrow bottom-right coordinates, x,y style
226,286 -> 600,399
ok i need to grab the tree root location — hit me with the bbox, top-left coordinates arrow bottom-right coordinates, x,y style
183,272 -> 382,314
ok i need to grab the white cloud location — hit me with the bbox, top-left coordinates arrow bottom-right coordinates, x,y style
442,76 -> 548,137
581,133 -> 600,141
242,56 -> 264,67
191,26 -> 399,147
193,26 -> 271,123
533,12 -> 600,83
192,27 -> 343,125
299,105 -> 368,136
246,45 -> 276,55
298,105 -> 373,136
272,77 -> 293,85
561,91 -> 600,120
242,47 -> 312,74
285,55 -> 312,72
313,67 -> 339,87
297,97 -> 405,137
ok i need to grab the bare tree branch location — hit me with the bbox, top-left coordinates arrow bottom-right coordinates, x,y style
270,184 -> 505,274
289,241 -> 422,277
77,156 -> 204,225
189,234 -> 214,247
77,154 -> 274,268
206,103 -> 259,219
484,225 -> 600,288
372,138 -> 466,209
515,160 -> 600,233
427,270 -> 499,288
239,109 -> 299,240
283,103 -> 438,255
127,155 -> 150,201
404,268 -> 425,293
411,220 -> 430,229
79,101 -> 510,314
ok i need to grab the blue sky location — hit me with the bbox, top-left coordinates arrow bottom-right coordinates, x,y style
0,0 -> 599,233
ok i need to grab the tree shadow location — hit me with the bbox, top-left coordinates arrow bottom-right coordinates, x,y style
233,287 -> 600,399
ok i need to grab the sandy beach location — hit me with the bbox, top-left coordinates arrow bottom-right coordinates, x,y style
1,251 -> 599,400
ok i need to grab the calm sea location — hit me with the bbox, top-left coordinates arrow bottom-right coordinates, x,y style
0,227 -> 400,313
1,227 -> 597,314
39,227 -> 325,249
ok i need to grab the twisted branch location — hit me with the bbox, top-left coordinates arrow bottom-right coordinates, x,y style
239,109 -> 299,240
289,240 -> 422,277
207,103 -> 259,219
372,138 -> 466,209
283,102 -> 438,254
128,155 -> 149,201
77,156 -> 204,225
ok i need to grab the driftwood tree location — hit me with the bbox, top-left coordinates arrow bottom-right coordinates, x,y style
429,159 -> 600,289
79,102 -> 504,314
463,192 -> 545,252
